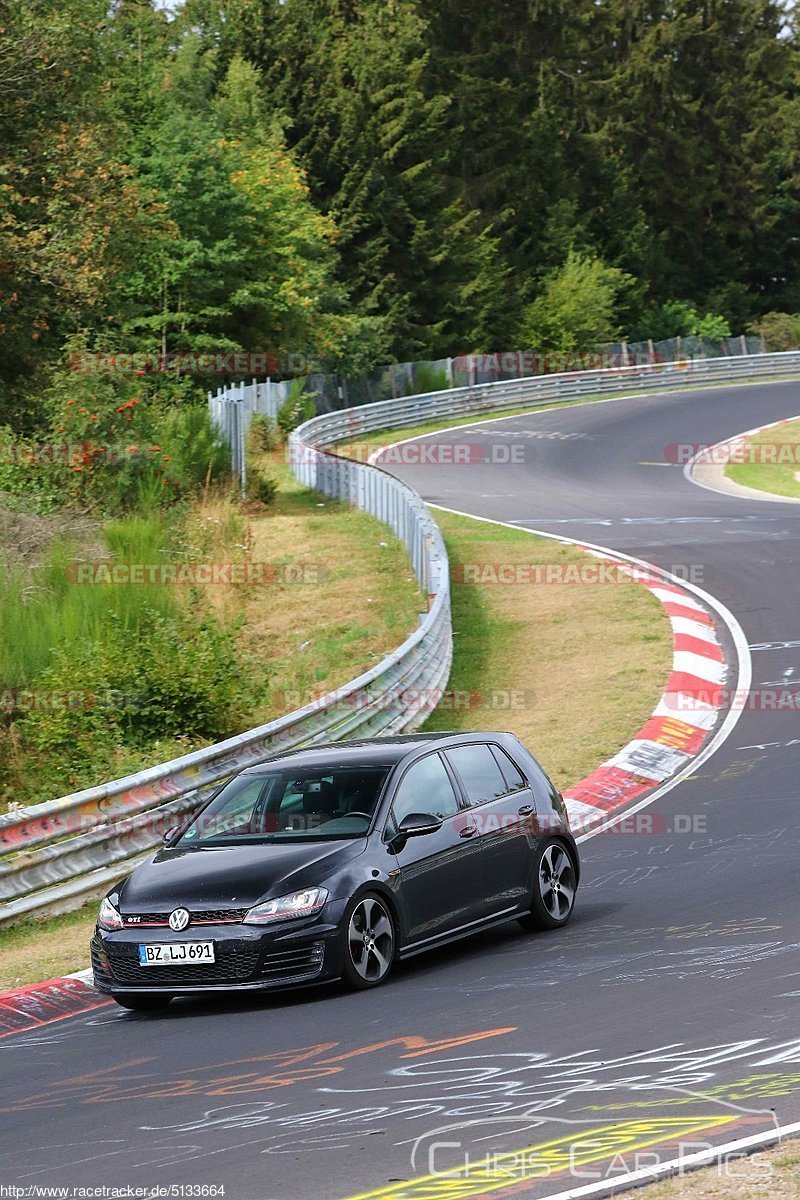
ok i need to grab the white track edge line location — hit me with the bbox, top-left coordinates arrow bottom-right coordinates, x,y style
423,506 -> 800,1197
683,411 -> 800,500
524,1119 -> 800,1200
428,502 -> 752,842
364,376 -> 800,464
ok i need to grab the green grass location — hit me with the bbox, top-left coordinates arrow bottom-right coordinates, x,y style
0,459 -> 424,813
0,904 -> 98,991
0,517 -> 176,687
727,415 -> 800,498
643,1136 -> 800,1198
420,508 -> 672,790
244,454 -> 423,716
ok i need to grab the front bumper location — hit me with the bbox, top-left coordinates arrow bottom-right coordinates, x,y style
91,911 -> 345,995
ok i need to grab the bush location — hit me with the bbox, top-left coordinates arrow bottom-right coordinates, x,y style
247,412 -> 279,453
0,521 -> 176,688
751,312 -> 800,352
403,364 -> 450,395
520,251 -> 633,351
629,300 -> 732,343
692,312 -> 732,340
277,379 -> 317,437
247,467 -> 278,506
21,605 -> 252,754
155,404 -> 229,493
0,361 -> 232,515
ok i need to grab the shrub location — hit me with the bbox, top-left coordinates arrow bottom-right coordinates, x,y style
751,312 -> 800,352
155,404 -> 229,494
22,605 -> 252,754
0,518 -> 175,688
247,412 -> 279,453
404,364 -> 450,395
629,300 -> 732,343
520,251 -> 634,351
692,312 -> 732,340
247,467 -> 278,506
277,379 -> 317,437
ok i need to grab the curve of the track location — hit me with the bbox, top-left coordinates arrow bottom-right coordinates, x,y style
3,380 -> 800,1200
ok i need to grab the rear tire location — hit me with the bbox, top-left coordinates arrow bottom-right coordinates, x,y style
519,839 -> 577,931
341,892 -> 396,990
112,993 -> 173,1011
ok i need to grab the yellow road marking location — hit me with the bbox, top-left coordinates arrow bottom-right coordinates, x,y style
345,1115 -> 738,1200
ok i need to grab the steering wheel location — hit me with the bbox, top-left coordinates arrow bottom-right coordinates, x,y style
345,811 -> 372,821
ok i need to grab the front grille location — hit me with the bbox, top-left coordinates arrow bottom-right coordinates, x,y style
261,942 -> 325,984
91,945 -> 112,979
106,941 -> 259,987
122,907 -> 248,928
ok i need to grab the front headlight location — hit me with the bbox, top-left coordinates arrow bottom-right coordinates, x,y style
98,896 -> 123,931
243,887 -> 328,925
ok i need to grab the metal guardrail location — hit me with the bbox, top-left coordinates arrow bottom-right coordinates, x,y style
0,426 -> 451,925
3,350 -> 800,926
289,350 -> 800,447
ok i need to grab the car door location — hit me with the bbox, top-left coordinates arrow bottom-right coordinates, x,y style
443,743 -> 537,916
386,751 -> 485,944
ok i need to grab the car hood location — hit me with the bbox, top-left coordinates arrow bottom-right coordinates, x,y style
116,840 -> 366,912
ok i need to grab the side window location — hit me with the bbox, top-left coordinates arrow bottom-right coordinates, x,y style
391,754 -> 459,827
445,744 -> 509,807
491,746 -> 527,792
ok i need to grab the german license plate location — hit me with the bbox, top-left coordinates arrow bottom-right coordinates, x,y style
138,942 -> 215,965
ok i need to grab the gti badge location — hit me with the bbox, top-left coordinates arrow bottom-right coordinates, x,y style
169,908 -> 191,932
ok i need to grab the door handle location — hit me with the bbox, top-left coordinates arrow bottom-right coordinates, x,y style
459,824 -> 478,838
518,804 -> 533,815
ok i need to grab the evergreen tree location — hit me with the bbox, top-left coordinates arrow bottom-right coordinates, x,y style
255,0 -> 512,357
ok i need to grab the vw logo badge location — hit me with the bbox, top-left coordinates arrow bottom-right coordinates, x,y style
169,907 -> 190,932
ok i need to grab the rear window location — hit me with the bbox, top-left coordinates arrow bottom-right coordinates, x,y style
491,746 -> 527,791
445,744 -> 509,807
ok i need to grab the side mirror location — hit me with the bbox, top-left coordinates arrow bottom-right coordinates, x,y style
162,826 -> 179,845
397,812 -> 442,838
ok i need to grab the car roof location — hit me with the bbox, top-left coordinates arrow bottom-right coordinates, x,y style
239,731 -> 517,774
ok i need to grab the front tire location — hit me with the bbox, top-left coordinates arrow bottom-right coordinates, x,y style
112,993 -> 173,1011
341,892 -> 396,989
519,839 -> 577,931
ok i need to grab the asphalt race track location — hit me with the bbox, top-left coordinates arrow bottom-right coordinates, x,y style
3,379 -> 800,1200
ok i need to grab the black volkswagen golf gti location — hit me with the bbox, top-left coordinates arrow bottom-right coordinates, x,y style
92,732 -> 580,1009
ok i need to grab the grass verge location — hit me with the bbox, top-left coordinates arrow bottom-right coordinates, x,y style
421,509 -> 671,788
0,904 -> 97,991
640,1139 -> 800,1198
242,455 -> 422,722
726,414 -> 800,499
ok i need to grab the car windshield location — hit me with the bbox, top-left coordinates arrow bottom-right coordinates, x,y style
175,764 -> 391,846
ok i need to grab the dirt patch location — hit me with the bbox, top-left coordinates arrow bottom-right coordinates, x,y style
0,502 -> 105,569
